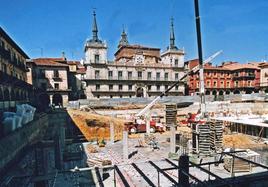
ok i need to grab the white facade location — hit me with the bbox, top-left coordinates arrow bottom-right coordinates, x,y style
84,46 -> 186,99
84,12 -> 186,99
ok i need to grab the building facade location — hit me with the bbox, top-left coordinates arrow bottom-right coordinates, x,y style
84,12 -> 186,99
67,60 -> 86,100
187,60 -> 261,95
258,62 -> 268,93
0,27 -> 32,111
27,57 -> 70,108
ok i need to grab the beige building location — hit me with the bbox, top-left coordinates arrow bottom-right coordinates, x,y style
84,12 -> 186,99
67,60 -> 87,100
27,57 -> 70,107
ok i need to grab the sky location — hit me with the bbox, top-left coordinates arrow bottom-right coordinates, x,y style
1,0 -> 268,65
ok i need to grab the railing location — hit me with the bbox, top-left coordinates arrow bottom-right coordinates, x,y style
233,74 -> 255,79
52,76 -> 63,82
0,71 -> 32,89
0,47 -> 27,71
0,46 -> 11,60
46,88 -> 71,91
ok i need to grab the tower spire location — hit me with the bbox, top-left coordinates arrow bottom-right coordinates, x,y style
92,10 -> 99,42
169,17 -> 177,50
118,25 -> 129,48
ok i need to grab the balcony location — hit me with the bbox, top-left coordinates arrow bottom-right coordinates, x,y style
0,46 -> 11,60
46,88 -> 71,92
52,76 -> 63,82
233,73 -> 255,80
0,71 -> 32,89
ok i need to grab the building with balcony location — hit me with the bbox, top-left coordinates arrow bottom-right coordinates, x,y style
256,62 -> 268,93
84,12 -> 186,99
0,27 -> 33,112
187,60 -> 260,96
27,57 -> 70,107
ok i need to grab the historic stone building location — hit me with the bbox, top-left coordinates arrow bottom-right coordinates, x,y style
84,12 -> 186,99
27,57 -> 70,107
0,27 -> 32,111
187,60 -> 261,96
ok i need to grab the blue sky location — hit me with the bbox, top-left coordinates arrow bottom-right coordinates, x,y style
1,0 -> 268,64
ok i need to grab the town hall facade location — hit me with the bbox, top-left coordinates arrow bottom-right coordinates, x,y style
84,12 -> 186,99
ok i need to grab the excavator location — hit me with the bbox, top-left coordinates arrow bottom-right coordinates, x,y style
126,50 -> 223,134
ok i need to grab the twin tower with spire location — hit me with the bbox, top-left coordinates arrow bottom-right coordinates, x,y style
84,11 -> 184,67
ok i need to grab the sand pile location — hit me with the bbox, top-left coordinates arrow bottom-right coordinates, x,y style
68,109 -> 127,141
223,134 -> 258,149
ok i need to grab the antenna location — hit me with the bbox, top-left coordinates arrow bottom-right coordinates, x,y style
40,48 -> 43,57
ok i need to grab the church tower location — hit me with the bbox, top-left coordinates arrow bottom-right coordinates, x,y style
161,17 -> 184,67
84,11 -> 107,65
118,27 -> 129,48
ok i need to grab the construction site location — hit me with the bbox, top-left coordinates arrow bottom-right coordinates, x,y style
2,1 -> 268,187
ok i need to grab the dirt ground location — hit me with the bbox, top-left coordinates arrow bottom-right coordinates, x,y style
68,109 -> 127,142
223,133 -> 261,149
68,108 -> 267,150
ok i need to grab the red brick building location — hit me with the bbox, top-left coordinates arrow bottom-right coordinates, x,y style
186,60 -> 260,95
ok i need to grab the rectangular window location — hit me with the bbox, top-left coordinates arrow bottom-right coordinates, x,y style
227,81 -> 230,88
175,59 -> 178,66
2,64 -> 7,73
108,71 -> 113,79
119,85 -> 123,90
138,71 -> 142,80
128,71 -> 132,80
156,72 -> 160,80
109,85 -> 113,90
148,85 -> 151,91
175,73 -> 179,80
165,85 -> 168,90
164,72 -> 168,81
39,69 -> 45,78
157,85 -> 160,91
235,81 -> 238,87
128,85 -> 132,90
95,70 -> 100,79
96,84 -> 100,90
147,72 -> 152,80
118,71 -> 123,80
207,81 -> 210,87
54,70 -> 59,78
54,83 -> 59,90
213,81 -> 217,87
175,86 -> 179,90
94,54 -> 100,63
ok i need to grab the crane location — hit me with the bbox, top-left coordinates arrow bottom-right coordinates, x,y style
136,50 -> 223,118
133,50 -> 222,134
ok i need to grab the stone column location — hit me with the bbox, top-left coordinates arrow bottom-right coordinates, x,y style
170,124 -> 176,153
123,125 -> 128,162
143,86 -> 147,98
110,121 -> 114,144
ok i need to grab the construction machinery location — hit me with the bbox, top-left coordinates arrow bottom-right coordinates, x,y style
126,50 -> 223,134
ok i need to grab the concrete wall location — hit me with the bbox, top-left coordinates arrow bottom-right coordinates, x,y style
0,113 -> 48,174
